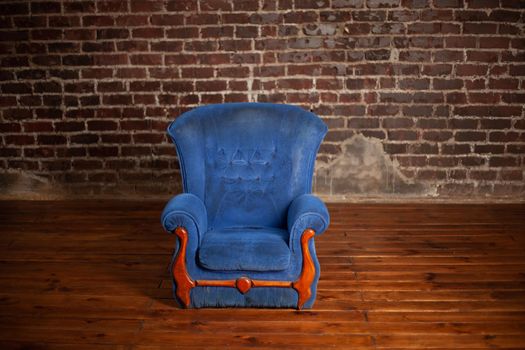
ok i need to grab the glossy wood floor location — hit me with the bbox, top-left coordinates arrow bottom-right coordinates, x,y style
0,201 -> 524,349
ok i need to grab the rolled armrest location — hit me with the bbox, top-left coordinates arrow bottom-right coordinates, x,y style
287,194 -> 329,251
161,193 -> 207,241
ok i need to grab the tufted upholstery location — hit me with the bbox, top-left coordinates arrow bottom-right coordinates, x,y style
162,102 -> 330,308
168,103 -> 326,230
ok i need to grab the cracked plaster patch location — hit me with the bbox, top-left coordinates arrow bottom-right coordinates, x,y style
314,134 -> 435,196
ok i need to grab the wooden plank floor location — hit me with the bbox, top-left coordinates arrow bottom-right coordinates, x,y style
0,201 -> 524,349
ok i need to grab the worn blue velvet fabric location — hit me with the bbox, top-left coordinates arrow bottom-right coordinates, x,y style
199,227 -> 291,271
161,102 -> 329,308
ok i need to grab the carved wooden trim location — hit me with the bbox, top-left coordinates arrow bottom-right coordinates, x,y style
252,280 -> 292,288
292,228 -> 316,309
197,277 -> 293,295
195,279 -> 236,288
172,227 -> 316,309
172,227 -> 195,308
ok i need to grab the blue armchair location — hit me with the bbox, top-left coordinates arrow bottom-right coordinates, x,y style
161,103 -> 330,309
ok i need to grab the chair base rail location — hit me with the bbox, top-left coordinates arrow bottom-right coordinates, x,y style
172,227 -> 316,309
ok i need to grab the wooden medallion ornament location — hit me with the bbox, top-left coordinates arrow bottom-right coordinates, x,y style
172,227 -> 316,309
235,277 -> 253,294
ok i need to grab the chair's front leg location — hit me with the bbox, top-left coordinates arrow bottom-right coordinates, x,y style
172,226 -> 195,308
292,228 -> 316,309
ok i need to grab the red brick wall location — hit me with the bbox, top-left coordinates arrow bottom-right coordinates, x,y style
0,0 -> 524,199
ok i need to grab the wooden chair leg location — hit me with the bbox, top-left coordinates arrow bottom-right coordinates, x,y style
292,228 -> 316,309
172,227 -> 195,308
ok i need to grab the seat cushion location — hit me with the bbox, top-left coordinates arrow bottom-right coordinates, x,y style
198,227 -> 291,272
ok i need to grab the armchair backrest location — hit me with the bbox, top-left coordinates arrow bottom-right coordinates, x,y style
168,103 -> 327,231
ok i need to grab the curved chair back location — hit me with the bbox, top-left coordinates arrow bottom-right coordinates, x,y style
168,103 -> 327,230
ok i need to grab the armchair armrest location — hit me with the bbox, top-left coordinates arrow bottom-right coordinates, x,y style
287,194 -> 329,251
161,193 -> 207,242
